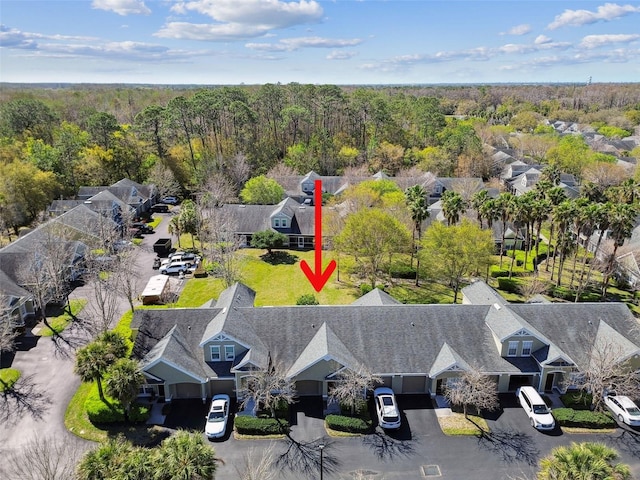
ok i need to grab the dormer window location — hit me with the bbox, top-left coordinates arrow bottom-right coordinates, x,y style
272,216 -> 288,229
274,218 -> 280,228
522,341 -> 533,356
281,218 -> 288,228
508,341 -> 518,357
210,345 -> 221,361
225,345 -> 235,361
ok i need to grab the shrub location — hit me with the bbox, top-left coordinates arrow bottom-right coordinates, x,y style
360,284 -> 373,296
553,408 -> 615,429
389,265 -> 416,279
234,415 -> 289,435
296,294 -> 319,305
325,414 -> 373,434
497,277 -> 520,293
490,267 -> 510,278
84,384 -> 149,423
560,391 -> 593,410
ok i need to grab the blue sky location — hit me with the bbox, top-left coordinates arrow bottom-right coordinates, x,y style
1,1 -> 639,84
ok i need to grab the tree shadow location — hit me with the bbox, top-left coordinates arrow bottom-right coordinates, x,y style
0,374 -> 49,426
607,428 -> 640,459
260,251 -> 299,265
476,428 -> 540,466
361,429 -> 417,461
275,436 -> 340,479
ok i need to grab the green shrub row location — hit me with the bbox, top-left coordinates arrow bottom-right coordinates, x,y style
553,408 -> 615,428
234,415 -> 290,435
84,384 -> 149,423
325,414 -> 373,433
497,277 -> 521,293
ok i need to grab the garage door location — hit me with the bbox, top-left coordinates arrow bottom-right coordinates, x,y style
296,380 -> 321,396
211,379 -> 235,396
402,376 -> 427,393
174,382 -> 201,398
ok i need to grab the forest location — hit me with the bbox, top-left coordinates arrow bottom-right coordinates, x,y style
0,82 -> 639,238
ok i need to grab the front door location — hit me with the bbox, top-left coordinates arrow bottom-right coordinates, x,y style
544,373 -> 555,392
298,237 -> 305,249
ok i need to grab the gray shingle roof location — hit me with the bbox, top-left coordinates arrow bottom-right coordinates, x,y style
351,288 -> 401,306
462,280 -> 508,306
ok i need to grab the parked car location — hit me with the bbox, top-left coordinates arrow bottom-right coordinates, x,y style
516,386 -> 555,430
604,393 -> 640,426
151,203 -> 170,213
205,394 -> 230,439
161,196 -> 179,205
373,387 -> 401,429
152,257 -> 161,269
132,222 -> 154,234
169,251 -> 201,263
159,260 -> 195,275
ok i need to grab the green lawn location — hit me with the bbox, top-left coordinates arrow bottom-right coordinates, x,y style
0,368 -> 21,392
39,299 -> 88,337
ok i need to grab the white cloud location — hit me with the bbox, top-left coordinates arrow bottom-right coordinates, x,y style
548,3 -> 640,30
91,0 -> 151,16
246,36 -> 362,52
580,33 -> 640,48
158,0 -> 323,41
534,35 -> 552,45
327,50 -> 356,60
502,24 -> 531,35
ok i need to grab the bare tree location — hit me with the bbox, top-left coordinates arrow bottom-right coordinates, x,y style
570,335 -> 640,412
328,364 -> 381,415
147,162 -> 181,199
444,367 -> 499,419
518,277 -> 549,301
82,255 -> 122,334
235,444 -> 278,480
112,249 -> 141,314
0,295 -> 19,367
0,435 -> 85,480
223,152 -> 251,192
203,207 -> 244,287
237,357 -> 297,420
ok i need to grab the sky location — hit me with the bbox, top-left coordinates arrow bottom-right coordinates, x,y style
1,0 -> 640,85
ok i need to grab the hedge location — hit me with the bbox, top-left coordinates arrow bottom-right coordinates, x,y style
497,277 -> 520,293
560,391 -> 593,410
84,384 -> 150,423
389,265 -> 416,279
553,408 -> 615,429
325,414 -> 373,434
234,415 -> 290,435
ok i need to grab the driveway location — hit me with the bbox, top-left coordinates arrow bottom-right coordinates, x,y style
0,212 -> 173,454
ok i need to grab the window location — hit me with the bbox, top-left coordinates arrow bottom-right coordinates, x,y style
507,341 -> 518,357
210,345 -> 221,361
225,345 -> 235,361
281,218 -> 288,228
522,341 -> 533,356
273,218 -> 280,227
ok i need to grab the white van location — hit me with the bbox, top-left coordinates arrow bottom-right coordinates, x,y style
516,386 -> 555,430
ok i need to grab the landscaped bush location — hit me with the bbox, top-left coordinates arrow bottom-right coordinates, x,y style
490,267 -> 510,278
325,414 -> 373,434
553,408 -> 615,429
389,265 -> 416,279
234,415 -> 289,435
84,384 -> 149,423
360,284 -> 373,296
497,277 -> 520,293
560,391 -> 593,410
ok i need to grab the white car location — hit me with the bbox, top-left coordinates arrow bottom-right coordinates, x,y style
604,393 -> 640,426
373,387 -> 401,429
205,394 -> 230,439
159,260 -> 195,275
516,386 -> 555,430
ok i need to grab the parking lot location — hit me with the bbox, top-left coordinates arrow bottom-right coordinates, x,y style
160,393 -> 640,480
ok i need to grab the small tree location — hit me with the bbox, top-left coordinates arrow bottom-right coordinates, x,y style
105,358 -> 144,423
250,230 -> 287,254
329,364 -> 382,415
0,295 -> 19,367
1,435 -> 83,480
444,368 -> 499,419
240,175 -> 285,205
237,358 -> 296,422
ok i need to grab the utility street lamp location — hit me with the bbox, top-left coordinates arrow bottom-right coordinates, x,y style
319,443 -> 325,480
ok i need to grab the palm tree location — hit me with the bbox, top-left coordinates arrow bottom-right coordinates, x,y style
168,216 -> 182,248
568,198 -> 591,288
77,437 -> 153,480
405,185 -> 429,285
74,341 -> 112,402
495,192 -> 515,268
530,197 -> 551,274
105,358 -> 145,423
601,202 -> 638,298
441,190 -> 466,226
538,442 -> 631,480
471,189 -> 490,227
544,186 -> 568,272
154,430 -> 220,480
550,199 -> 575,285
574,202 -> 609,302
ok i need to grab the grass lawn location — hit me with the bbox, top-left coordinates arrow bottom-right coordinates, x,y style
437,413 -> 490,435
0,368 -> 21,392
39,299 -> 88,337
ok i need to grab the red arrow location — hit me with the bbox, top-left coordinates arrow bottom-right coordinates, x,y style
300,179 -> 337,292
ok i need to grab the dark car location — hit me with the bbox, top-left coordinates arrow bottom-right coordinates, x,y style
132,222 -> 154,234
152,257 -> 161,269
151,203 -> 170,213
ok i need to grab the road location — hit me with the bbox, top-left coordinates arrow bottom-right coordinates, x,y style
0,212 -> 172,455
